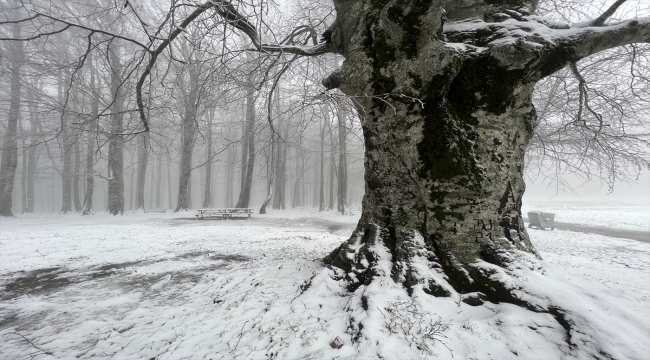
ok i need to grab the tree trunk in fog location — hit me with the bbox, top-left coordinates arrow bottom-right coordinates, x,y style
0,22 -> 23,216
235,87 -> 256,208
135,132 -> 149,211
226,131 -> 235,207
59,74 -> 74,214
107,43 -> 125,215
336,106 -> 347,214
73,132 -> 82,212
19,114 -> 27,213
279,125 -> 288,209
24,90 -> 40,213
81,63 -> 99,215
318,118 -> 325,211
260,86 -> 282,214
292,150 -> 303,208
175,67 -> 199,212
203,109 -> 214,208
156,152 -> 163,209
166,157 -> 173,209
328,119 -> 335,211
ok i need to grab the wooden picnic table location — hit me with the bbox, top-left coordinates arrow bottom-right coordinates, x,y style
195,208 -> 254,220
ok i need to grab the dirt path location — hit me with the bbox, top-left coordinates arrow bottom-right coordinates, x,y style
523,218 -> 649,243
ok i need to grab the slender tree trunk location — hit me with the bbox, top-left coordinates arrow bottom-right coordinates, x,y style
166,157 -> 173,209
58,73 -> 74,214
156,152 -> 162,209
81,66 -> 98,215
148,153 -> 155,209
0,22 -> 23,216
327,118 -> 336,211
19,114 -> 27,213
24,90 -> 40,213
203,109 -> 214,208
73,134 -> 81,212
235,87 -> 256,208
174,62 -> 200,212
279,124 -> 288,209
337,106 -> 347,214
135,132 -> 149,210
107,43 -> 125,215
292,149 -> 303,208
318,118 -> 325,211
226,133 -> 234,207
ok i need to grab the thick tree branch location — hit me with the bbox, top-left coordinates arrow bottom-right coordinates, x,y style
589,0 -> 628,27
537,18 -> 650,77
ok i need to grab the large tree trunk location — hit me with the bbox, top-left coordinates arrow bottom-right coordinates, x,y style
322,0 -> 543,305
107,43 -> 125,215
0,22 -> 24,216
321,0 -> 650,317
235,87 -> 256,208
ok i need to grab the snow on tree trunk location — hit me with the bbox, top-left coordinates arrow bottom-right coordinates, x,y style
322,0 -> 649,306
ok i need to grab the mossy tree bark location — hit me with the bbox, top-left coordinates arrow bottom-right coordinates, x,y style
321,0 -> 650,304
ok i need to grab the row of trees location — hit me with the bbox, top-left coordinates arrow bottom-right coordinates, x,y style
0,0 -> 364,216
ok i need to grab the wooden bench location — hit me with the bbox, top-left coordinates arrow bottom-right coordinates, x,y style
195,208 -> 254,220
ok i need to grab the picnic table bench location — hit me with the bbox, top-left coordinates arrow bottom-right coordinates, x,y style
527,211 -> 555,230
195,208 -> 254,220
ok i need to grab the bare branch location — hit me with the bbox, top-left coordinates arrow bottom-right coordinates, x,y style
589,0 -> 628,27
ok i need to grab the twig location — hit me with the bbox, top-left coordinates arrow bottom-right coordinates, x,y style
7,332 -> 53,357
233,320 -> 249,351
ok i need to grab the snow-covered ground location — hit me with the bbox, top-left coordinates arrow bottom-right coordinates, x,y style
0,204 -> 648,359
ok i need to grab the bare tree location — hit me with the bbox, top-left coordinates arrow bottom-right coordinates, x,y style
0,19 -> 23,216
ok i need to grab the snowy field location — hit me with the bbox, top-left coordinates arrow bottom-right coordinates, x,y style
0,204 -> 648,359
